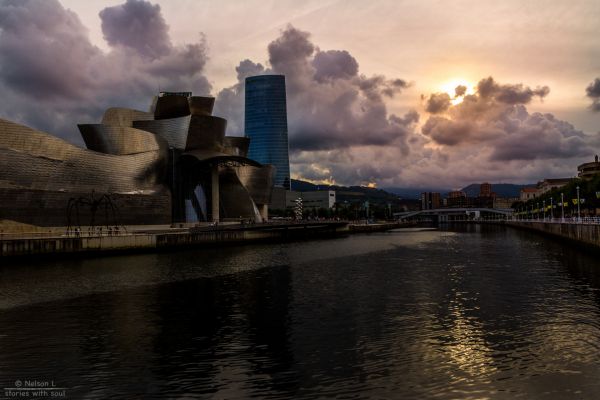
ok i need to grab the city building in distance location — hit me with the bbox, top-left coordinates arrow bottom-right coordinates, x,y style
437,183 -> 499,209
479,182 -> 493,197
537,178 -> 572,195
446,190 -> 468,208
520,187 -> 540,201
421,192 -> 441,210
245,75 -> 291,190
270,189 -> 335,211
0,92 -> 275,229
578,155 -> 600,179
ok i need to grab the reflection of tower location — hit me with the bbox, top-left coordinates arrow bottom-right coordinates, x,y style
245,75 -> 291,190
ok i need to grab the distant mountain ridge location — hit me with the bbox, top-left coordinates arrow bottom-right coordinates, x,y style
291,179 -> 401,203
385,183 -> 535,199
293,180 -> 536,200
382,187 -> 449,199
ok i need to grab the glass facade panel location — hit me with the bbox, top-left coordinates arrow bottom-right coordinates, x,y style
245,75 -> 291,189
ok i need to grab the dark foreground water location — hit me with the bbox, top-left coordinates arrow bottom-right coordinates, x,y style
1,225 -> 600,399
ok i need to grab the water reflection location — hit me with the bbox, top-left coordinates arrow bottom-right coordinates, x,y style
0,226 -> 600,399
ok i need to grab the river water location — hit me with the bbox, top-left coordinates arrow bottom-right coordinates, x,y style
1,225 -> 600,399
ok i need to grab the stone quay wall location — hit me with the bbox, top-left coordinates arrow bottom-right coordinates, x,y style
0,222 -> 348,258
506,221 -> 600,248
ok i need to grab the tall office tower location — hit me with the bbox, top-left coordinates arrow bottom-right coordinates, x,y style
480,182 -> 492,197
245,75 -> 291,189
421,192 -> 441,210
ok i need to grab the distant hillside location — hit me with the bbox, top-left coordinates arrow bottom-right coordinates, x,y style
384,184 -> 537,199
292,179 -> 536,201
460,183 -> 535,198
291,179 -> 401,204
290,179 -> 319,191
383,187 -> 450,199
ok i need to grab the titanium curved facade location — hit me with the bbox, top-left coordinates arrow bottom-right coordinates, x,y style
78,124 -> 168,155
0,91 -> 276,229
188,96 -> 215,116
0,118 -> 170,226
223,137 -> 250,157
219,167 -> 258,220
154,94 -> 192,120
186,115 -> 227,151
101,108 -> 154,127
245,74 -> 290,189
236,165 -> 276,206
132,116 -> 191,150
0,119 -> 167,192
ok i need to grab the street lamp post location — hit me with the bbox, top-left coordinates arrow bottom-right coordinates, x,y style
576,186 -> 581,222
543,200 -> 546,221
550,197 -> 553,221
531,204 -> 534,221
561,193 -> 564,223
537,202 -> 540,220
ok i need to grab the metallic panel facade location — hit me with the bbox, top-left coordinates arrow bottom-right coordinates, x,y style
223,137 -> 250,157
0,118 -> 171,226
0,188 -> 170,227
219,167 -> 260,221
154,95 -> 191,120
132,116 -> 191,150
1,91 -> 276,228
188,96 -> 215,116
0,119 -> 167,193
186,115 -> 227,152
101,107 -> 154,127
78,124 -> 168,155
236,165 -> 276,205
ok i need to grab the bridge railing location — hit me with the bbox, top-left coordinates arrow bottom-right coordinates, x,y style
512,217 -> 600,225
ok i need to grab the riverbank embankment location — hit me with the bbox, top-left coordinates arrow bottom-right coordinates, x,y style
0,222 -> 347,258
0,220 -> 412,258
505,221 -> 600,249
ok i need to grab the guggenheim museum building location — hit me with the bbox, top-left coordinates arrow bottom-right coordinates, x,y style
0,92 -> 275,228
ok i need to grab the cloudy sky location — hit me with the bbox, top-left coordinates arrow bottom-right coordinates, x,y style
1,0 -> 599,189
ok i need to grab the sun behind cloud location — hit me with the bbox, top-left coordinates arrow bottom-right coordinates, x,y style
440,79 -> 474,105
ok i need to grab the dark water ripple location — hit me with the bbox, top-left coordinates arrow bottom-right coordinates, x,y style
1,225 -> 600,399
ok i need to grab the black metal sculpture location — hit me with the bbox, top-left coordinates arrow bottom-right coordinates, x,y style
66,191 -> 125,236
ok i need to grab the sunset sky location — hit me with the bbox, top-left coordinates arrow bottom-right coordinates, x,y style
1,0 -> 599,189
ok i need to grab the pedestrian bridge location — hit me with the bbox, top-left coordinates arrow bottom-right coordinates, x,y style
394,207 -> 513,221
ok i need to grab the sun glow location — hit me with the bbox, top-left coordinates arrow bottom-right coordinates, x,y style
440,79 -> 475,105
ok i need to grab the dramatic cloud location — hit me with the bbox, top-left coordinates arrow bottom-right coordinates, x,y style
421,76 -> 593,163
99,0 -> 171,59
213,26 -> 418,186
214,26 -> 597,188
477,76 -> 549,104
0,0 -> 210,143
425,92 -> 451,114
213,59 -> 266,135
312,50 -> 359,83
0,0 -> 97,100
586,78 -> 600,111
216,25 -> 416,155
0,3 -> 595,189
454,85 -> 467,98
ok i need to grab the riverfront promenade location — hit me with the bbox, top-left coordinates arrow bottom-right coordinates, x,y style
0,221 -> 345,258
0,220 -> 407,258
505,219 -> 600,249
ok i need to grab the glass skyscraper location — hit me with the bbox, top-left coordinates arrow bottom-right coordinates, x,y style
245,75 -> 290,189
